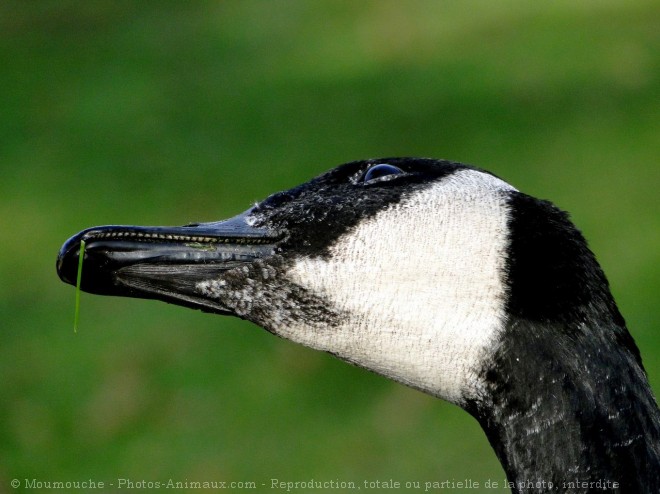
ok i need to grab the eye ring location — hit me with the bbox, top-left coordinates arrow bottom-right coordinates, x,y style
360,164 -> 404,183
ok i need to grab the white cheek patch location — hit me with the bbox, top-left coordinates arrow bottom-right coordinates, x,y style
282,170 -> 516,404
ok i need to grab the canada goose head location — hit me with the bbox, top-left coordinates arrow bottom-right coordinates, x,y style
57,158 -> 660,490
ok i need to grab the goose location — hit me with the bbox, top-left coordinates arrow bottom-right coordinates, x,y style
57,158 -> 660,492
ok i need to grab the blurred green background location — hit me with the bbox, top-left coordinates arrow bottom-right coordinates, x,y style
1,1 -> 658,492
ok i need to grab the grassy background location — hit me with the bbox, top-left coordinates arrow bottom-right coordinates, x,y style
1,1 -> 658,492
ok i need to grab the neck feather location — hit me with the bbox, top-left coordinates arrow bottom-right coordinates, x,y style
469,317 -> 660,493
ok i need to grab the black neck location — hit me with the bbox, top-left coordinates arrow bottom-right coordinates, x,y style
470,317 -> 660,493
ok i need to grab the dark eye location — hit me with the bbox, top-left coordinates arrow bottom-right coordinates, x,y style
361,164 -> 404,183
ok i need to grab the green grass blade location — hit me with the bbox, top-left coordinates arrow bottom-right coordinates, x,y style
73,239 -> 86,333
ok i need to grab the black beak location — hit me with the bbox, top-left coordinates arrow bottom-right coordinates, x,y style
56,211 -> 281,314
